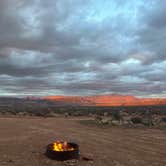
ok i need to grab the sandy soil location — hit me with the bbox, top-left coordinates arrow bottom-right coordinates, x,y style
0,116 -> 166,166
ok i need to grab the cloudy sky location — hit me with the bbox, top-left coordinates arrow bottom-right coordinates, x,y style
0,0 -> 166,97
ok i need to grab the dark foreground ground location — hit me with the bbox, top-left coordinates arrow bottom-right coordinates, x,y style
0,116 -> 166,166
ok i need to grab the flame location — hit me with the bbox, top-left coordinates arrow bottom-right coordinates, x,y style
53,141 -> 74,152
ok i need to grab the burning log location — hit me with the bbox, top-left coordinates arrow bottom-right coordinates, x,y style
45,141 -> 79,161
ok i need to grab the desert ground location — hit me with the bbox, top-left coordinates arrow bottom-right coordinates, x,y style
0,116 -> 166,166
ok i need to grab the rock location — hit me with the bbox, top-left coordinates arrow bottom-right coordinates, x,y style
63,159 -> 79,166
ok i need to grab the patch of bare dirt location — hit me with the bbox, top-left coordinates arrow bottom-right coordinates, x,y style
0,117 -> 166,166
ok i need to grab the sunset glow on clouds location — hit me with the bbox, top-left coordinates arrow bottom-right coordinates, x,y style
0,0 -> 166,97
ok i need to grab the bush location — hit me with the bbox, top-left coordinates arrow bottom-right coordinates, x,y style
95,115 -> 102,121
101,119 -> 110,125
131,117 -> 142,124
112,112 -> 121,121
142,118 -> 154,126
161,117 -> 166,122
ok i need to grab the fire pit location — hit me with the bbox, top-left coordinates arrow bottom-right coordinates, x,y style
45,141 -> 79,161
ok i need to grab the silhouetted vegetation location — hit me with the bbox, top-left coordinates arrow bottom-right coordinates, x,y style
0,97 -> 166,129
131,117 -> 142,124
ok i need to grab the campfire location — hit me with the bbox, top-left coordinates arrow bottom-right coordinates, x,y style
45,141 -> 79,161
53,141 -> 74,152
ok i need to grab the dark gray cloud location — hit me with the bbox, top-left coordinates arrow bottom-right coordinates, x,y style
0,0 -> 166,97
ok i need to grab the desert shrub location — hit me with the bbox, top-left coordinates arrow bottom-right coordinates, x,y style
112,112 -> 121,121
161,117 -> 166,122
103,112 -> 108,117
131,117 -> 142,124
64,112 -> 69,118
142,118 -> 154,126
34,112 -> 45,117
9,111 -> 17,115
95,115 -> 102,121
101,119 -> 110,125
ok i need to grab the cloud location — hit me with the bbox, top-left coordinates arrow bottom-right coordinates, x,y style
0,0 -> 165,97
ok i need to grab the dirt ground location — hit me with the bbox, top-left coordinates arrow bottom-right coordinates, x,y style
0,116 -> 166,166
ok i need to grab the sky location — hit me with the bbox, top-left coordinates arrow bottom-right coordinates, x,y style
0,0 -> 166,97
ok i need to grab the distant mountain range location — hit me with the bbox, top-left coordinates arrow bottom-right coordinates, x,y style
44,95 -> 166,106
